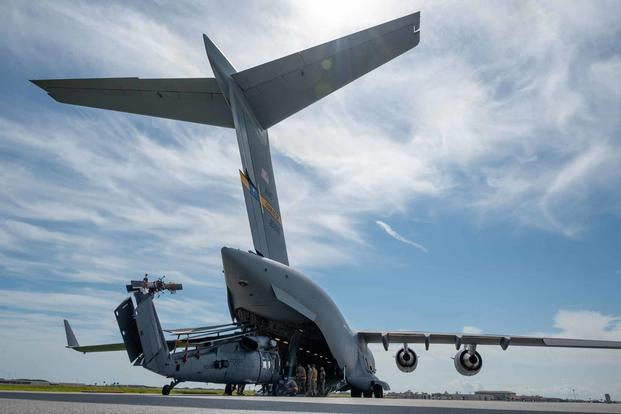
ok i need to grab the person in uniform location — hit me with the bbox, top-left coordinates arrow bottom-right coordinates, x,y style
285,378 -> 298,396
310,364 -> 318,396
305,364 -> 312,396
296,363 -> 306,395
318,366 -> 326,396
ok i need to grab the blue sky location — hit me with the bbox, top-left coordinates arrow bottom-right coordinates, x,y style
1,0 -> 620,399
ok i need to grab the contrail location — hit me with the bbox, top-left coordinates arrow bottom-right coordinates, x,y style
375,220 -> 428,253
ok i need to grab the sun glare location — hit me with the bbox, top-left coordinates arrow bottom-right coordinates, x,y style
293,0 -> 396,38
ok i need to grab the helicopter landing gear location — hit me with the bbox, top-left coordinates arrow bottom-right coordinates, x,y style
162,379 -> 180,395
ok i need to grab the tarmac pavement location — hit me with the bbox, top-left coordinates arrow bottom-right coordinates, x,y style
1,391 -> 620,414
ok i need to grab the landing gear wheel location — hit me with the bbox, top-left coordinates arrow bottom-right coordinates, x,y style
363,389 -> 373,398
351,387 -> 362,398
162,384 -> 170,396
224,383 -> 233,396
373,384 -> 384,398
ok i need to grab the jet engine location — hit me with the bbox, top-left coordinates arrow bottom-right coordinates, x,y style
454,348 -> 482,376
395,345 -> 418,373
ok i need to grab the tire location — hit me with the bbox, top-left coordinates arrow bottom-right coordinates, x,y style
373,384 -> 384,398
351,388 -> 362,398
224,383 -> 233,395
162,384 -> 170,396
363,389 -> 373,398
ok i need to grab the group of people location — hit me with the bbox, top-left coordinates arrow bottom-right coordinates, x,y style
225,363 -> 328,397
294,363 -> 326,396
223,383 -> 246,396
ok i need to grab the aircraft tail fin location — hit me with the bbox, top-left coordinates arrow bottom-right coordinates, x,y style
131,293 -> 170,370
63,319 -> 79,348
203,34 -> 237,77
203,34 -> 237,101
114,298 -> 144,363
232,12 -> 421,129
203,35 -> 290,264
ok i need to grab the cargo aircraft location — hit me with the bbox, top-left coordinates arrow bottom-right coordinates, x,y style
33,12 -> 621,398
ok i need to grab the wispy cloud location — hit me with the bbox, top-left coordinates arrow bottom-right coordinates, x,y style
272,1 -> 621,240
375,220 -> 428,253
548,309 -> 621,341
1,0 -> 620,395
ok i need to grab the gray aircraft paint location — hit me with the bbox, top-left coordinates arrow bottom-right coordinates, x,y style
221,247 -> 381,390
37,10 -> 621,395
203,34 -> 289,266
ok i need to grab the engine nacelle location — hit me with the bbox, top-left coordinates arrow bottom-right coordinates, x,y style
395,346 -> 418,373
454,349 -> 482,376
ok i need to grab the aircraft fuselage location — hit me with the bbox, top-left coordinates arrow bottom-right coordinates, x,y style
221,247 -> 385,391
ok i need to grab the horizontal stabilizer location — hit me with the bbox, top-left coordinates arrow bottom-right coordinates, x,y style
233,12 -> 420,128
62,315 -> 245,355
69,343 -> 127,353
31,77 -> 234,128
63,318 -> 127,353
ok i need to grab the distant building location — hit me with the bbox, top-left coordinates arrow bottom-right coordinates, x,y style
386,388 -> 587,403
474,391 -> 517,401
0,378 -> 51,385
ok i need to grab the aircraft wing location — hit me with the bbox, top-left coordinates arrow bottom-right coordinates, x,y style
232,12 -> 420,129
358,330 -> 621,351
31,77 -> 234,128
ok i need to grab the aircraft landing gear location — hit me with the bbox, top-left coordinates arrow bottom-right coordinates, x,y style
162,379 -> 180,395
351,385 -> 383,398
373,384 -> 384,398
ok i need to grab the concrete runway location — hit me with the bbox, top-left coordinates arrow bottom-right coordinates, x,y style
1,391 -> 620,414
